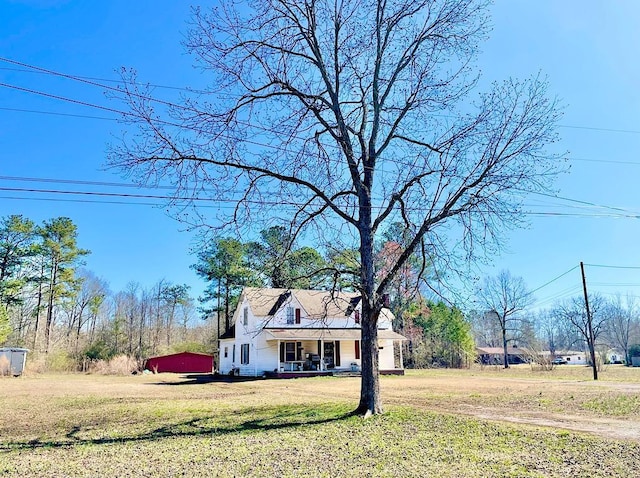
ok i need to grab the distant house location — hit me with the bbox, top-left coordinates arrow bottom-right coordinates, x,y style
144,351 -> 215,374
218,287 -> 407,377
476,345 -> 530,365
605,349 -> 624,364
555,351 -> 587,365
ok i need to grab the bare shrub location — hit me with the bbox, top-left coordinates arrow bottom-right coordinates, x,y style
90,355 -> 138,375
25,355 -> 47,374
45,351 -> 75,372
524,349 -> 554,372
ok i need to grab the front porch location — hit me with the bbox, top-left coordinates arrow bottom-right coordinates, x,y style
264,327 -> 406,377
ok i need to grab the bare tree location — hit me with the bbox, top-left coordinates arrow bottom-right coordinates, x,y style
478,270 -> 533,368
603,294 -> 638,366
110,0 -> 564,415
63,269 -> 109,354
554,295 -> 608,379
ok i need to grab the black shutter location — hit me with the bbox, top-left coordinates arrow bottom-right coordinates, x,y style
296,342 -> 302,361
317,340 -> 321,355
335,341 -> 341,367
280,342 -> 285,362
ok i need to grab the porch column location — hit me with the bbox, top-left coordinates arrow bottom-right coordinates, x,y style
277,339 -> 281,372
320,339 -> 324,371
254,340 -> 258,377
399,341 -> 404,369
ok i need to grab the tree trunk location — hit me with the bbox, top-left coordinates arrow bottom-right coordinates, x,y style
356,208 -> 383,416
32,280 -> 43,350
502,325 -> 509,369
74,303 -> 87,355
356,299 -> 382,416
44,261 -> 58,354
138,302 -> 146,360
225,279 -> 230,333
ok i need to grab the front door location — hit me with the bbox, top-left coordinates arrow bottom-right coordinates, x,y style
323,342 -> 335,369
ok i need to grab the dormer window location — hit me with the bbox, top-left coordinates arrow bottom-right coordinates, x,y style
355,309 -> 360,324
243,307 -> 249,326
286,306 -> 294,324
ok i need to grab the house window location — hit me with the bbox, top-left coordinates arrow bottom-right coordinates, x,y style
240,344 -> 250,364
354,310 -> 360,324
243,307 -> 249,326
355,340 -> 360,360
286,306 -> 294,324
285,342 -> 296,362
280,341 -> 303,362
295,308 -> 301,324
224,347 -> 228,358
567,357 -> 571,362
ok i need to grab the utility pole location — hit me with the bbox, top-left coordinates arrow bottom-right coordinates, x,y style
580,261 -> 598,380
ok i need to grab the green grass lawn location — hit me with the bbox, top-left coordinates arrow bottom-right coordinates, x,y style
1,370 -> 639,477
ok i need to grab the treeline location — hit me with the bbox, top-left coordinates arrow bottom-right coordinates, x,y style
0,215 -> 209,370
2,215 -> 478,370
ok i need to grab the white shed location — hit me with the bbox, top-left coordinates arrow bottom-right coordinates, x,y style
0,348 -> 29,377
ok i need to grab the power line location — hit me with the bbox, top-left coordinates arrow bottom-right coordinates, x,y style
8,94 -> 640,170
528,265 -> 579,296
6,56 -> 640,137
4,174 -> 636,213
5,56 -> 640,182
4,168 -> 640,225
0,106 -> 115,121
533,285 -> 583,308
0,175 -> 172,190
5,59 -> 640,219
526,191 -> 633,215
569,156 -> 640,166
4,189 -> 639,218
584,263 -> 640,270
0,195 -> 166,207
3,176 -> 640,218
590,282 -> 640,287
0,64 -> 209,94
0,186 -> 302,208
0,82 -> 129,117
558,124 -> 640,135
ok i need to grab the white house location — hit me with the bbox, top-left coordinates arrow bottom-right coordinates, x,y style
556,351 -> 587,365
218,287 -> 406,377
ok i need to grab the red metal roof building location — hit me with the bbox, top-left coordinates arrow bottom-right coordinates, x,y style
144,352 -> 214,374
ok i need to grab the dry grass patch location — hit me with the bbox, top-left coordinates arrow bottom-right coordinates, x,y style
1,370 -> 640,477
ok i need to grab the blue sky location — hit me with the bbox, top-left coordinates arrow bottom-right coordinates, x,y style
2,1 -> 640,309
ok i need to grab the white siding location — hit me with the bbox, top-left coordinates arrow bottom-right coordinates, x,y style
218,339 -> 235,374
378,340 -> 396,369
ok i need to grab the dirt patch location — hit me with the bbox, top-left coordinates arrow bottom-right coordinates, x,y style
457,405 -> 640,441
376,371 -> 640,442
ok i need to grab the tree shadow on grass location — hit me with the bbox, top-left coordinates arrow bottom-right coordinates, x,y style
148,374 -> 265,385
1,404 -> 357,452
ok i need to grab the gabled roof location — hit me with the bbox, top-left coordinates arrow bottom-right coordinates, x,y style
242,287 -> 360,319
145,351 -> 214,360
265,328 -> 406,341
